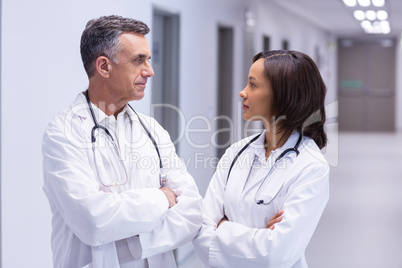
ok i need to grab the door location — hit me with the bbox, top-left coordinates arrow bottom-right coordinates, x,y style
338,38 -> 396,131
152,10 -> 181,147
216,26 -> 234,158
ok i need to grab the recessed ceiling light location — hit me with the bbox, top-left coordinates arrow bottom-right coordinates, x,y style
377,10 -> 388,20
357,0 -> 371,7
361,20 -> 372,28
372,0 -> 385,7
354,10 -> 365,20
366,10 -> 377,20
343,0 -> 357,7
380,20 -> 390,28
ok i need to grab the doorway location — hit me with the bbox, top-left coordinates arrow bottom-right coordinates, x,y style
263,35 -> 270,51
152,9 -> 181,147
338,38 -> 396,131
216,26 -> 234,158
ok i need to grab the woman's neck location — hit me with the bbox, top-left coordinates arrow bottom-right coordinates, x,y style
264,127 -> 290,159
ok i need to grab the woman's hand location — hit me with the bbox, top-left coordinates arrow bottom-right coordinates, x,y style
217,215 -> 229,228
266,210 -> 284,230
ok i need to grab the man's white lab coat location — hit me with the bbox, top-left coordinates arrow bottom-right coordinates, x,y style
42,93 -> 202,268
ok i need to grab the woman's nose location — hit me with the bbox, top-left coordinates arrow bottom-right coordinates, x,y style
239,88 -> 247,98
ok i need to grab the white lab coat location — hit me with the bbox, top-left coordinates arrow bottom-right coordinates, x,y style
42,93 -> 202,268
193,131 -> 329,268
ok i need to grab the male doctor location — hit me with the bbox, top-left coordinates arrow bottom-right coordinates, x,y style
42,15 -> 202,268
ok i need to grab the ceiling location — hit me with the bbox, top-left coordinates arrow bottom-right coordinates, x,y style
271,0 -> 402,38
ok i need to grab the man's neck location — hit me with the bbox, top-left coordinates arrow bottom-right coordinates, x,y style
87,83 -> 125,119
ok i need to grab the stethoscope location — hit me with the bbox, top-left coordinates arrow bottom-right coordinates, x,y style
84,90 -> 167,187
226,132 -> 303,205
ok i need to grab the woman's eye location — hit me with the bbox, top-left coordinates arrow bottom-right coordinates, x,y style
250,82 -> 255,87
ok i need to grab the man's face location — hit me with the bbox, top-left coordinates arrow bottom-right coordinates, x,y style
108,33 -> 154,103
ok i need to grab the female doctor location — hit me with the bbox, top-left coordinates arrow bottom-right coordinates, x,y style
193,50 -> 330,267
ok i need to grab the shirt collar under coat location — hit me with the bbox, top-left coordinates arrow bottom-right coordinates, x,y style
252,129 -> 301,164
73,92 -> 138,123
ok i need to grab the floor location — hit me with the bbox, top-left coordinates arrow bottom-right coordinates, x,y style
179,132 -> 402,268
306,131 -> 402,268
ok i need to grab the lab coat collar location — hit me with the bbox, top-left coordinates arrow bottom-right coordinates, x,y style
253,130 -> 301,162
72,92 -> 136,123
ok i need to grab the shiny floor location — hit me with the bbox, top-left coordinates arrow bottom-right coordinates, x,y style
306,131 -> 402,268
180,131 -> 402,268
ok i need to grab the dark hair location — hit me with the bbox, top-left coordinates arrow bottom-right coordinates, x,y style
80,15 -> 150,78
253,50 -> 327,149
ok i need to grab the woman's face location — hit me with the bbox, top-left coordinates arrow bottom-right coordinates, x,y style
239,58 -> 273,124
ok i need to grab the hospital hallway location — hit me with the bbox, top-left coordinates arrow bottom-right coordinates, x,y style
181,131 -> 402,268
306,131 -> 402,268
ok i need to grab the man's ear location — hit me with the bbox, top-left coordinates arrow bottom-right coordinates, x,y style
95,56 -> 111,78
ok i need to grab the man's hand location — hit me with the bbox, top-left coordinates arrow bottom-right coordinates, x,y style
266,210 -> 284,230
160,187 -> 177,208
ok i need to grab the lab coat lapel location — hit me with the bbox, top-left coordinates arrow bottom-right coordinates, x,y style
224,147 -> 254,221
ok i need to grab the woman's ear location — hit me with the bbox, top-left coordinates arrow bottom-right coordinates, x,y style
95,56 -> 111,78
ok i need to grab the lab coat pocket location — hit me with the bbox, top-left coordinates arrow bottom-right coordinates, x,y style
255,171 -> 286,207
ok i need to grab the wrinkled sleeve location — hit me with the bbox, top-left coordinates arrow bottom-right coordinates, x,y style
42,114 -> 170,247
135,117 -> 203,258
192,146 -> 234,266
194,149 -> 329,267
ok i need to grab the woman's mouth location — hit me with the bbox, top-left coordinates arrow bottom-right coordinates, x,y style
242,104 -> 249,110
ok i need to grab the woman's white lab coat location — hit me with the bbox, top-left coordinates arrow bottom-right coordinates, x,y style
193,131 -> 329,268
42,93 -> 202,268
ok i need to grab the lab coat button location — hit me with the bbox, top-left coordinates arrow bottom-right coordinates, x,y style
93,246 -> 102,251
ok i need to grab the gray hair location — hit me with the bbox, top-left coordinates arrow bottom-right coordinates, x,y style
80,15 -> 150,78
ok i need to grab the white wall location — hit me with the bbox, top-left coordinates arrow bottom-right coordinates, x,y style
396,33 -> 402,131
1,0 -> 335,267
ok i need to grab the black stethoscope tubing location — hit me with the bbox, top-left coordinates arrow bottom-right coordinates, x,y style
226,132 -> 303,182
84,90 -> 166,186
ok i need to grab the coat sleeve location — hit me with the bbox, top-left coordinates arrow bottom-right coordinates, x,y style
194,147 -> 330,267
135,117 -> 203,258
42,113 -> 170,247
192,143 -> 237,266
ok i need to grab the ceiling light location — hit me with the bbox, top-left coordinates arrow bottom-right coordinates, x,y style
380,20 -> 390,28
377,10 -> 388,20
354,10 -> 365,20
373,21 -> 382,33
365,10 -> 376,20
343,0 -> 357,7
382,27 -> 391,34
361,20 -> 372,28
360,20 -> 374,33
372,0 -> 385,7
357,0 -> 371,7
363,25 -> 374,33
